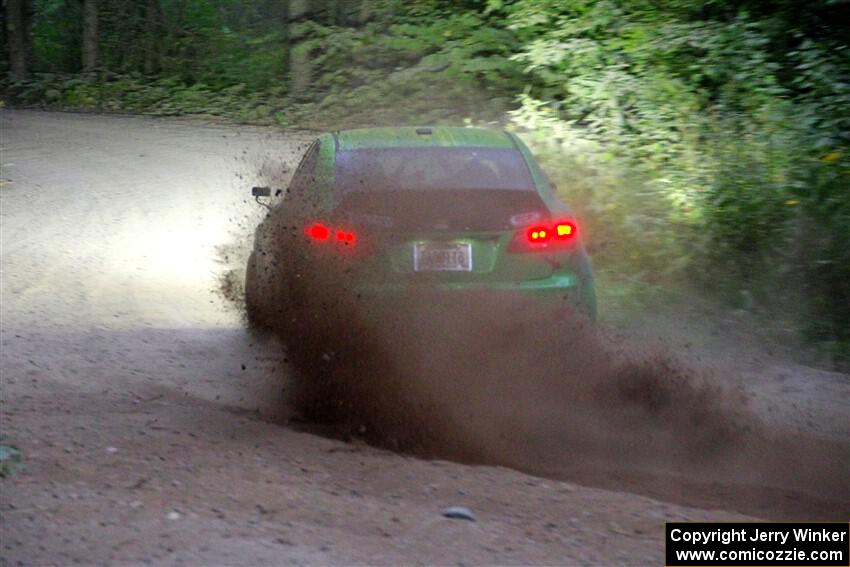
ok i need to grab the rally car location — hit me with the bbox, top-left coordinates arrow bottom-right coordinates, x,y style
245,126 -> 596,325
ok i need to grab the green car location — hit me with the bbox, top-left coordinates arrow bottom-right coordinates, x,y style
246,126 -> 596,324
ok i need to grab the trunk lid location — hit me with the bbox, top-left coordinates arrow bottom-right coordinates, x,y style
333,190 -> 555,282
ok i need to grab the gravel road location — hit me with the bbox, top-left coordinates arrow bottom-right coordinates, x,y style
1,109 -> 846,566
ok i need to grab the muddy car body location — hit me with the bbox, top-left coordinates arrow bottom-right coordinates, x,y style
245,126 -> 596,326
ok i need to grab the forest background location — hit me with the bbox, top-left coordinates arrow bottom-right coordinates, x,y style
2,0 -> 848,365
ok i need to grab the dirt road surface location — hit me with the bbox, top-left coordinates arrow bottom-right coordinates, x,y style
1,110 -> 847,566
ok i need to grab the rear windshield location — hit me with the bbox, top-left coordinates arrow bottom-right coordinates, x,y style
334,148 -> 535,195
335,189 -> 548,231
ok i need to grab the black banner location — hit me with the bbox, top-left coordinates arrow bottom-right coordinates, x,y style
666,523 -> 849,566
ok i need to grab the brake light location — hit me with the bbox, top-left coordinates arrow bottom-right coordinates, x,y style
509,220 -> 578,252
306,223 -> 331,241
335,230 -> 357,245
528,226 -> 550,242
554,221 -> 576,239
305,222 -> 358,247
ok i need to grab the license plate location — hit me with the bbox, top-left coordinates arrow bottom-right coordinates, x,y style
413,242 -> 472,272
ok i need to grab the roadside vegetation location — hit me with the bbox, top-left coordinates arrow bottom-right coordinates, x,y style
3,0 -> 848,365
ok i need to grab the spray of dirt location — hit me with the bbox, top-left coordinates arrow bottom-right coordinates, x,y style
228,199 -> 849,521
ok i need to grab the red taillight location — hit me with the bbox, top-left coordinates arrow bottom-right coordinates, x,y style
335,230 -> 357,246
554,221 -> 576,240
527,226 -> 550,243
305,222 -> 358,247
510,220 -> 578,252
306,223 -> 331,241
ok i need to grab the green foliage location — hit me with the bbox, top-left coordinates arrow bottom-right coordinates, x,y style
498,0 -> 849,360
32,0 -> 82,72
27,0 -> 290,89
2,73 -> 289,123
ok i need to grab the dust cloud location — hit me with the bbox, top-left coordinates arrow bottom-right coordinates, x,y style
222,164 -> 849,522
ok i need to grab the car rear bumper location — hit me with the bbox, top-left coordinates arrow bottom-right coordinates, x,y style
356,272 -> 596,319
354,272 -> 579,295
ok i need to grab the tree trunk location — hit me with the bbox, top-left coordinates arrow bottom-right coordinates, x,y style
5,0 -> 33,81
324,0 -> 340,25
288,0 -> 312,100
358,1 -> 371,24
82,0 -> 99,73
144,0 -> 162,74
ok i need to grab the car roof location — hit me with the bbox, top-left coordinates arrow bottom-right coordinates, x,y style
333,127 -> 516,151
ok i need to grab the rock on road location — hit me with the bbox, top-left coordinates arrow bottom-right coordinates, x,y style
0,110 -> 845,565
